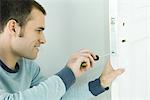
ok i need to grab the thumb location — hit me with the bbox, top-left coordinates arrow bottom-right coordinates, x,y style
112,68 -> 125,79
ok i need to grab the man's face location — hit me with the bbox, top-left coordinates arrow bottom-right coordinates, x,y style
11,8 -> 46,59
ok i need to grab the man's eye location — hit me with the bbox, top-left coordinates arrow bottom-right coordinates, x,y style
36,30 -> 42,33
36,30 -> 41,32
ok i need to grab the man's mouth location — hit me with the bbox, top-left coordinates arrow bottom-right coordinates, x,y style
34,46 -> 40,51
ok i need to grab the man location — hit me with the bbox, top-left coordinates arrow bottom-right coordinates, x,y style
0,0 -> 124,100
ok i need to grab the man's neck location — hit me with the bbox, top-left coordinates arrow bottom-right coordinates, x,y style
0,49 -> 20,70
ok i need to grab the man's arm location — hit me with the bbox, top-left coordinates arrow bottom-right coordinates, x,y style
0,67 -> 76,100
61,60 -> 125,100
61,78 -> 107,100
0,49 -> 95,100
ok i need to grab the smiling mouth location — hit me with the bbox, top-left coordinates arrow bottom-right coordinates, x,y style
36,47 -> 39,51
34,46 -> 40,52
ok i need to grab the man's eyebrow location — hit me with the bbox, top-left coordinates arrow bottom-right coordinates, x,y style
37,27 -> 45,30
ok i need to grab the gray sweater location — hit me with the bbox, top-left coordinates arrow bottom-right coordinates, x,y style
0,58 -> 106,100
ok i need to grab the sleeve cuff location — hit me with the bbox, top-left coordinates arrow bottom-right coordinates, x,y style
56,67 -> 76,91
88,78 -> 109,96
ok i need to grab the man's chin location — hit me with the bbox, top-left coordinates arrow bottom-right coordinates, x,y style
25,55 -> 37,60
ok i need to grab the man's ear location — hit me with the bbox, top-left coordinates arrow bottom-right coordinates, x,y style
6,19 -> 21,36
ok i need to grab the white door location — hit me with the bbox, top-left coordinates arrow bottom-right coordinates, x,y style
110,0 -> 150,100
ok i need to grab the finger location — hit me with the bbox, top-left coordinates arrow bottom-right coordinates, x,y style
115,68 -> 125,75
80,57 -> 91,70
80,53 -> 95,67
107,60 -> 114,70
79,49 -> 97,60
103,60 -> 114,74
111,68 -> 125,80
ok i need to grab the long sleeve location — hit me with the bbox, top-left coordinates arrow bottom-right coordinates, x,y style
0,58 -> 76,100
61,78 -> 107,100
0,58 -> 106,100
0,66 -> 77,100
0,75 -> 66,100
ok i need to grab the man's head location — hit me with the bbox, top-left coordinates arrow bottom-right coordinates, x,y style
0,0 -> 47,60
0,0 -> 46,33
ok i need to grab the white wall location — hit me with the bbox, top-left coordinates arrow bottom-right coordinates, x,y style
35,0 -> 110,100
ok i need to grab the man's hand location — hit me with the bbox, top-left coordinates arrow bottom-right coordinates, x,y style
100,60 -> 125,88
66,49 -> 97,78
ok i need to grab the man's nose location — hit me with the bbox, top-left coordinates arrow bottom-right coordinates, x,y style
40,33 -> 46,44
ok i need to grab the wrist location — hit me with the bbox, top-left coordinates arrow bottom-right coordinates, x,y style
56,67 -> 76,90
99,78 -> 109,90
100,76 -> 109,88
66,66 -> 77,78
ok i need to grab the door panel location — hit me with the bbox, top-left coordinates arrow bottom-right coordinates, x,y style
110,0 -> 150,100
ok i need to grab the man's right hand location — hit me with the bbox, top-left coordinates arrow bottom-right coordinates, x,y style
66,49 -> 97,78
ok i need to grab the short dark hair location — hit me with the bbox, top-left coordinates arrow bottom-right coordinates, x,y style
0,0 -> 46,33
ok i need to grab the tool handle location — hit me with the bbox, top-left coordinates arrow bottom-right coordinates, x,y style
80,55 -> 99,68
